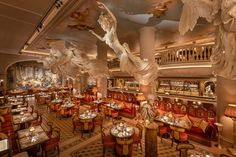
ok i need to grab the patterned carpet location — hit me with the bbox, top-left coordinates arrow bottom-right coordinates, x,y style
70,136 -> 218,157
35,101 -> 105,143
30,99 -> 231,157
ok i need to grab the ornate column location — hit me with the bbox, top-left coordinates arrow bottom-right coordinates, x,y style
145,123 -> 158,157
139,26 -> 157,97
139,26 -> 156,62
139,26 -> 158,156
96,42 -> 108,98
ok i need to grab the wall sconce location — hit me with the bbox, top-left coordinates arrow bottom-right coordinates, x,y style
175,98 -> 178,102
197,101 -> 202,105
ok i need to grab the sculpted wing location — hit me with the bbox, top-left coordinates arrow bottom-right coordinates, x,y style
179,0 -> 219,35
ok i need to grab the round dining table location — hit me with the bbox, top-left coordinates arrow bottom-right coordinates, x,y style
110,123 -> 134,138
79,111 -> 97,120
61,103 -> 75,109
51,99 -> 63,104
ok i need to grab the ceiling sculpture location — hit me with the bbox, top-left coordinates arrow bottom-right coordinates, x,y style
11,0 -> 235,81
179,0 -> 236,80
25,0 -> 215,57
40,40 -> 109,81
89,1 -> 158,85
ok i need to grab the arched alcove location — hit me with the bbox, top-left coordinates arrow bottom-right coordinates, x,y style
6,61 -> 62,90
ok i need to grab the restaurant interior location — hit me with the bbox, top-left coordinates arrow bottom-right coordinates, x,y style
0,0 -> 236,157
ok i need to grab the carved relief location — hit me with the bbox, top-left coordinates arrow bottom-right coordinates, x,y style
68,1 -> 99,30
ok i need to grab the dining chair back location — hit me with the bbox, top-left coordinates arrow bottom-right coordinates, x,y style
72,114 -> 82,133
79,118 -> 93,137
30,113 -> 42,126
101,128 -> 116,157
156,121 -> 169,142
133,123 -> 143,151
113,119 -> 126,125
42,127 -> 60,157
45,121 -> 53,136
93,113 -> 103,131
170,125 -> 188,146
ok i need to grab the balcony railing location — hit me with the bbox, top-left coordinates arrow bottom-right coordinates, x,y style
156,44 -> 214,65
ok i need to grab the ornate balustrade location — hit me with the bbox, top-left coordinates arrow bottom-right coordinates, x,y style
107,44 -> 214,69
156,44 -> 214,65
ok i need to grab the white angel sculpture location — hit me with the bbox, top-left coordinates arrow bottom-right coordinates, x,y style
40,40 -> 109,80
72,47 -> 109,79
179,0 -> 236,80
89,2 -> 158,85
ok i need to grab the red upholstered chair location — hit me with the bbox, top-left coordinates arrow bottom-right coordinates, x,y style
42,127 -> 60,157
156,121 -> 169,142
93,113 -> 103,131
115,137 -> 133,157
57,108 -> 69,119
54,104 -> 61,112
109,108 -> 119,120
45,121 -> 53,137
188,105 -> 196,117
72,114 -> 82,133
165,102 -> 173,112
170,126 -> 188,147
133,123 -> 143,152
80,119 -> 93,137
68,107 -> 79,117
30,113 -> 42,126
196,106 -> 208,121
90,104 -> 98,112
113,120 -> 126,125
101,128 -> 116,157
2,114 -> 12,122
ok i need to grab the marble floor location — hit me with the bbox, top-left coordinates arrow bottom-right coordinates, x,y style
30,99 -> 233,157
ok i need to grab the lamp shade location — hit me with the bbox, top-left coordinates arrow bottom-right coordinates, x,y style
136,93 -> 145,101
224,104 -> 236,118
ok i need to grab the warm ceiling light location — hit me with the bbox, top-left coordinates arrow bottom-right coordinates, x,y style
109,68 -> 121,72
158,64 -> 212,70
21,50 -> 49,56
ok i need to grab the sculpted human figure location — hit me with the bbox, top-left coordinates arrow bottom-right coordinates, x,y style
40,40 -> 109,80
211,0 -> 236,79
179,0 -> 236,79
89,2 -> 158,85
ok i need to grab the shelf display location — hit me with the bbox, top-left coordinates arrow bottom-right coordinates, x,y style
125,81 -> 139,91
108,77 -> 140,91
157,78 -> 216,99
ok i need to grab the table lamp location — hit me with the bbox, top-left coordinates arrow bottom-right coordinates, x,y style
136,93 -> 146,102
224,104 -> 236,156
